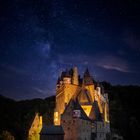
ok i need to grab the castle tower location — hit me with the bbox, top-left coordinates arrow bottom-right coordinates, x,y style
72,66 -> 79,85
82,68 -> 95,103
63,69 -> 71,84
77,89 -> 93,116
95,83 -> 103,114
54,68 -> 80,125
104,94 -> 110,123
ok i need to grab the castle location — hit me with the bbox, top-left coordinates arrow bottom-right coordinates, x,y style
29,67 -> 110,140
53,67 -> 110,140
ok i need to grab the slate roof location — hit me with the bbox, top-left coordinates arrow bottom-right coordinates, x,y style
89,101 -> 103,121
83,68 -> 94,85
77,89 -> 93,105
26,112 -> 40,131
75,88 -> 103,121
40,125 -> 64,135
62,97 -> 91,121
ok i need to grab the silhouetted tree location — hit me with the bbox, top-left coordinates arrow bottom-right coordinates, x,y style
0,131 -> 15,140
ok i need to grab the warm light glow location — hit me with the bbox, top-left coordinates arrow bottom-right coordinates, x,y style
54,67 -> 110,139
81,105 -> 92,116
104,103 -> 109,122
95,91 -> 103,113
63,77 -> 71,84
85,85 -> 95,102
55,83 -> 81,126
54,111 -> 60,125
39,116 -> 42,125
28,114 -> 42,140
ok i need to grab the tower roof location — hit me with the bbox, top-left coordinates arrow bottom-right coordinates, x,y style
60,71 -> 70,79
89,101 -> 103,121
84,68 -> 90,77
83,68 -> 93,85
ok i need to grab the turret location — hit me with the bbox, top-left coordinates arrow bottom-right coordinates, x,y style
83,68 -> 93,85
84,68 -> 90,77
72,66 -> 79,85
96,82 -> 101,96
63,69 -> 71,84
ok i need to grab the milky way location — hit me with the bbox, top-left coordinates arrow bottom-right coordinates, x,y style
0,0 -> 140,100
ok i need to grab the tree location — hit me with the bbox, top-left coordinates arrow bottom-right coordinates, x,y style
0,131 -> 15,140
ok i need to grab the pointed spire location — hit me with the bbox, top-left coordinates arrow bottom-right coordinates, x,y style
83,68 -> 93,85
89,101 -> 103,121
65,69 -> 70,77
84,68 -> 90,77
72,66 -> 79,85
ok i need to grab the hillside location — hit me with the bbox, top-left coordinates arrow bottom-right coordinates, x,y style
109,85 -> 140,140
0,84 -> 140,140
0,95 -> 55,140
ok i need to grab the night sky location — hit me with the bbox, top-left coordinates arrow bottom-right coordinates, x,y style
0,0 -> 140,100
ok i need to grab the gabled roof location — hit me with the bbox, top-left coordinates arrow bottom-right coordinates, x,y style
40,125 -> 64,135
62,98 -> 91,121
27,112 -> 40,131
89,101 -> 103,121
77,89 -> 93,105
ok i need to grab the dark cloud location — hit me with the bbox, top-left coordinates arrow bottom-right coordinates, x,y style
97,55 -> 132,73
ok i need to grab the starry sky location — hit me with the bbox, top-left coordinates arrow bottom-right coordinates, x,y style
0,0 -> 140,100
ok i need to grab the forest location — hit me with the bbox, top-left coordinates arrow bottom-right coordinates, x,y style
0,83 -> 140,140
